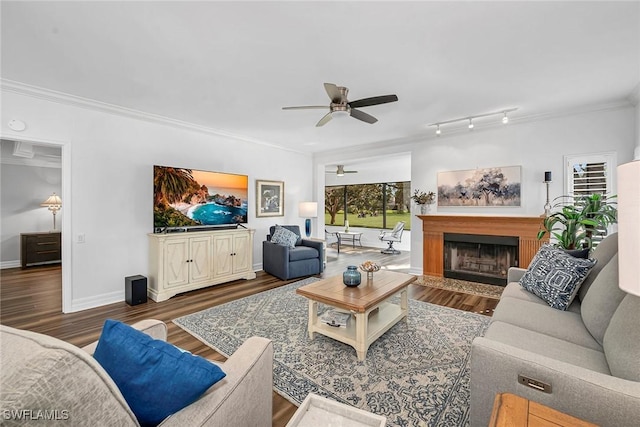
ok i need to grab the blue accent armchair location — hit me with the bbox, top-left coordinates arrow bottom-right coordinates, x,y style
263,225 -> 324,280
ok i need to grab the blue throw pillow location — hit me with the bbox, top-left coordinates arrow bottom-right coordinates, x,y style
520,244 -> 597,310
94,320 -> 225,427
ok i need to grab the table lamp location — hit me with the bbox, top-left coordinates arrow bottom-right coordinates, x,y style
298,202 -> 318,237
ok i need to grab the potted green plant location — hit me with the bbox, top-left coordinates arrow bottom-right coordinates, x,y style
537,194 -> 617,250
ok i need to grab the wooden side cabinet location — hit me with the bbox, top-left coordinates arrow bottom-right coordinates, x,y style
489,393 -> 597,427
21,232 -> 62,269
148,228 -> 257,302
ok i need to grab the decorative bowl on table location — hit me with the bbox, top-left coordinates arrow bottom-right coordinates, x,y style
359,261 -> 381,280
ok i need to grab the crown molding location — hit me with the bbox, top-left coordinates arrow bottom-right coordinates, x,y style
1,79 -> 306,154
0,155 -> 61,168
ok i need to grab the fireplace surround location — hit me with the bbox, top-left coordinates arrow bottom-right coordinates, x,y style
418,215 -> 547,280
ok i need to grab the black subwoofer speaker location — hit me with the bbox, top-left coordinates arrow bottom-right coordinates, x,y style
125,275 -> 147,306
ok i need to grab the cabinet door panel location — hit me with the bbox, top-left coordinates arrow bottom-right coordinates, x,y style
213,235 -> 233,277
190,236 -> 212,282
233,234 -> 251,273
165,239 -> 189,287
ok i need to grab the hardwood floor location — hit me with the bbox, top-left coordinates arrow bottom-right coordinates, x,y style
0,246 -> 498,426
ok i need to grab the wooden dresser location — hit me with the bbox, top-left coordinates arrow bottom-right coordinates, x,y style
20,232 -> 62,269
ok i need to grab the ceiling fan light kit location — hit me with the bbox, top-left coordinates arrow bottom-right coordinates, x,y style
429,107 -> 518,136
327,165 -> 358,176
283,83 -> 398,127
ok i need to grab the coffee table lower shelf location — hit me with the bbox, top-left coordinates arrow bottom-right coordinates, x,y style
308,298 -> 406,361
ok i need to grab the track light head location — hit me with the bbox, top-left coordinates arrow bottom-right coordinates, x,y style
468,118 -> 474,129
436,124 -> 441,136
502,112 -> 509,124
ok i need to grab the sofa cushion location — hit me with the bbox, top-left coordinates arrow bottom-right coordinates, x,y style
289,246 -> 319,262
491,296 -> 601,351
501,282 -> 582,313
519,244 -> 596,310
581,254 -> 626,346
0,325 -> 138,426
270,225 -> 299,248
603,294 -> 640,381
94,319 -> 226,427
578,233 -> 618,301
484,321 -> 610,374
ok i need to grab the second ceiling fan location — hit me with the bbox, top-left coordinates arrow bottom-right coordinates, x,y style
283,83 -> 398,127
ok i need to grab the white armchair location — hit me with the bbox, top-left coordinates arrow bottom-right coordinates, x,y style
379,221 -> 405,254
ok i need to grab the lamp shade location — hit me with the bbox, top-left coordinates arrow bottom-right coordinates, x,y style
298,202 -> 318,218
41,193 -> 62,207
617,160 -> 640,296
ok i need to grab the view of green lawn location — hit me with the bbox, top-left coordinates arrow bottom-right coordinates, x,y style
325,210 -> 412,230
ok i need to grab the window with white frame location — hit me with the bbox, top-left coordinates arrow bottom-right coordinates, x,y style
565,152 -> 617,197
564,152 -> 617,245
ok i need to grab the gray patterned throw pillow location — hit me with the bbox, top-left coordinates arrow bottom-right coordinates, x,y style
520,244 -> 597,310
271,225 -> 298,248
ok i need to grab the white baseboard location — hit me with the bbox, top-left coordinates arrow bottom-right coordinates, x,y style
1,260 -> 21,269
70,290 -> 123,313
408,267 -> 423,276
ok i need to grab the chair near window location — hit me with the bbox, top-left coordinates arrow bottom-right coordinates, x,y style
379,221 -> 405,254
325,229 -> 338,248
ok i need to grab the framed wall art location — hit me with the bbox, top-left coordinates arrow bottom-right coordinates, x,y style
256,179 -> 284,217
437,165 -> 521,207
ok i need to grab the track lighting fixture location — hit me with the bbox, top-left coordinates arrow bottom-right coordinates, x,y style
428,108 -> 518,136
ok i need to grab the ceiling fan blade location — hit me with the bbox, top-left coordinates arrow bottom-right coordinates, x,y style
350,108 -> 378,124
349,94 -> 398,109
316,112 -> 333,127
282,106 -> 328,110
324,83 -> 344,103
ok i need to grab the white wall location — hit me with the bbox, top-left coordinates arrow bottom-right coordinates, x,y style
315,105 -> 637,275
408,106 -> 637,273
1,90 -> 313,312
0,162 -> 62,267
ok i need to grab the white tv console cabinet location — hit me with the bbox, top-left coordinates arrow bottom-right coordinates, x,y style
148,228 -> 256,302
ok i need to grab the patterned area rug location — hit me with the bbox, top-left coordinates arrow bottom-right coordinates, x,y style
174,277 -> 490,426
414,276 -> 504,299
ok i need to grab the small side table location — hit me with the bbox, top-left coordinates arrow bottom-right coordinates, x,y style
489,393 -> 596,427
286,393 -> 386,427
335,231 -> 363,253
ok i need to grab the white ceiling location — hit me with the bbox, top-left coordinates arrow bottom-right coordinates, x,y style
1,1 -> 639,155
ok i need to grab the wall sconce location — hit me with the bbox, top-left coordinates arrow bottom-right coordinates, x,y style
41,193 -> 62,230
299,202 -> 318,237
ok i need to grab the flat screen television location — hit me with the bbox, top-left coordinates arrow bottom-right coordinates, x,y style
153,165 -> 248,231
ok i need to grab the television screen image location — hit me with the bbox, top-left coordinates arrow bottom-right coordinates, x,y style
154,166 -> 248,230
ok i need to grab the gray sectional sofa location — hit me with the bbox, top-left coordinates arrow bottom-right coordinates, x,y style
470,233 -> 640,426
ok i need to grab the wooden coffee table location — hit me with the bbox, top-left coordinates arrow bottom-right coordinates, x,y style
296,270 -> 417,360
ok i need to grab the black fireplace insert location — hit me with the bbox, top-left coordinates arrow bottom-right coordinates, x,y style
443,233 -> 519,286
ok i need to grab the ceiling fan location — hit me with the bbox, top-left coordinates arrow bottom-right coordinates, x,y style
326,165 -> 358,176
283,83 -> 398,127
